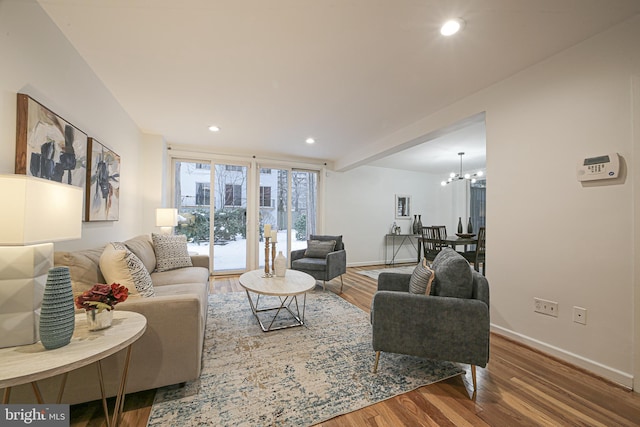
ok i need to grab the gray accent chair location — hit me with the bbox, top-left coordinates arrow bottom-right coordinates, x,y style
371,250 -> 490,393
290,234 -> 346,292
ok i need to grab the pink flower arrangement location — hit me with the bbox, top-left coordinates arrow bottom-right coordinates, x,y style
75,283 -> 129,312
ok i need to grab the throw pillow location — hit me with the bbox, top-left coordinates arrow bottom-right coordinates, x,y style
99,242 -> 155,297
431,248 -> 473,298
409,258 -> 435,295
304,239 -> 336,258
152,233 -> 193,272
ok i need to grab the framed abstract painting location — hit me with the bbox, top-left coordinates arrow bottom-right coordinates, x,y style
15,93 -> 87,188
86,138 -> 120,221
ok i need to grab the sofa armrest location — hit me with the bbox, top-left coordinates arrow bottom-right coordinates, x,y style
371,291 -> 489,367
377,272 -> 411,292
190,255 -> 209,269
116,293 -> 205,383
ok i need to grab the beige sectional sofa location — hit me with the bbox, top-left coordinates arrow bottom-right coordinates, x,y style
5,234 -> 210,405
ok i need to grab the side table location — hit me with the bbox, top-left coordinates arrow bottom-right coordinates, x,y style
0,310 -> 147,427
384,234 -> 420,265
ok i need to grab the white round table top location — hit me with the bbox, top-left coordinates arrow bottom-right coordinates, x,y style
239,269 -> 316,296
0,310 -> 147,388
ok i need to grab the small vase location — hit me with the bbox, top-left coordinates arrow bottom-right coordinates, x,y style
417,215 -> 423,234
467,217 -> 473,234
39,266 -> 75,350
457,217 -> 463,234
86,309 -> 113,331
274,251 -> 287,277
412,215 -> 418,234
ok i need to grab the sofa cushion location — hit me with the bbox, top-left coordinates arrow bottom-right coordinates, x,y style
152,233 -> 193,272
409,258 -> 435,295
124,235 -> 156,273
55,247 -> 105,296
99,243 -> 155,297
150,266 -> 210,287
304,240 -> 336,258
431,248 -> 473,298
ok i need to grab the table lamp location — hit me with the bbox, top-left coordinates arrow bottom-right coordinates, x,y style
156,208 -> 178,234
0,175 -> 83,348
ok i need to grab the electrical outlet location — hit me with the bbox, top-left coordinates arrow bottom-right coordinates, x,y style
573,306 -> 587,325
534,298 -> 559,317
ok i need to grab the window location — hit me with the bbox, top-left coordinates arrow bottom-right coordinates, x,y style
225,165 -> 242,172
260,186 -> 272,207
225,184 -> 242,207
196,182 -> 210,205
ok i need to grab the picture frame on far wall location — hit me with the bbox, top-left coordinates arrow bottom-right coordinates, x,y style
15,93 -> 87,188
86,138 -> 120,221
395,194 -> 411,219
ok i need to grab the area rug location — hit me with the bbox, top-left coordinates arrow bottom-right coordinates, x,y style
356,265 -> 417,280
147,289 -> 464,427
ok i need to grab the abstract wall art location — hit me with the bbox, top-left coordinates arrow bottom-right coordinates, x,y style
15,93 -> 87,188
86,138 -> 120,221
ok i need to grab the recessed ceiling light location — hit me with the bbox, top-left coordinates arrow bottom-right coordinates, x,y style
305,137 -> 315,144
440,18 -> 464,36
208,125 -> 220,132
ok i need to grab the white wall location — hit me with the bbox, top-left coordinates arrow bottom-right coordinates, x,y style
0,0 -> 144,250
332,16 -> 640,387
325,165 -> 443,266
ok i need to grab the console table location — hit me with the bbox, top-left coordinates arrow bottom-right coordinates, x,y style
0,311 -> 147,427
384,234 -> 420,265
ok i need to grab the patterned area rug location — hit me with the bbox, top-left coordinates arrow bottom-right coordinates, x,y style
147,289 -> 463,427
356,265 -> 417,280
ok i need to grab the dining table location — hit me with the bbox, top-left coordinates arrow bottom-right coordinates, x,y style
417,233 -> 478,262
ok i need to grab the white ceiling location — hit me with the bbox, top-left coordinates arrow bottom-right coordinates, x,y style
36,0 -> 640,172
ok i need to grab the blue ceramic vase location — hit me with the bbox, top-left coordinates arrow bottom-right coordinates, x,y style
39,266 -> 75,350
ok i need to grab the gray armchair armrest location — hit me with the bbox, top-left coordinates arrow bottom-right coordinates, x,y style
377,272 -> 411,292
291,249 -> 306,262
326,249 -> 346,276
371,291 -> 490,367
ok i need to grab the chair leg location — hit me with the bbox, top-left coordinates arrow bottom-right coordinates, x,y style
339,275 -> 344,293
373,351 -> 380,373
322,280 -> 326,291
471,365 -> 477,392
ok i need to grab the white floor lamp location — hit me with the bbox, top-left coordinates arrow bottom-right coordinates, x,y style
0,175 -> 83,348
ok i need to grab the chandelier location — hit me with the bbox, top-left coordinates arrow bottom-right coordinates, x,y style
441,152 -> 484,186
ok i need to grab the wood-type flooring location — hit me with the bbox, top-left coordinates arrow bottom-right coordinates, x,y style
69,265 -> 640,426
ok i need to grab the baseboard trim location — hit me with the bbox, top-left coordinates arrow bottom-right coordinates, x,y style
491,324 -> 633,389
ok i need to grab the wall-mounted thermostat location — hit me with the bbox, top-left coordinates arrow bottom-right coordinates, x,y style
576,153 -> 621,182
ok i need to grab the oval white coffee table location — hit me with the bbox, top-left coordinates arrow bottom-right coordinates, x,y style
239,269 -> 316,332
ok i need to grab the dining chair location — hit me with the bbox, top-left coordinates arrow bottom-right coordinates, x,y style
462,227 -> 486,274
434,225 -> 447,238
421,226 -> 446,264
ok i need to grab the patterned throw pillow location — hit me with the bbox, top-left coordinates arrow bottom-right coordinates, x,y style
99,242 -> 155,297
409,258 -> 435,295
304,240 -> 336,258
152,233 -> 193,272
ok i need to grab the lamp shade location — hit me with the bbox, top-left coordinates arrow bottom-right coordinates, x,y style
156,208 -> 178,227
0,175 -> 83,245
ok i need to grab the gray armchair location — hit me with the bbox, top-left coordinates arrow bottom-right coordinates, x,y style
371,249 -> 489,393
291,235 -> 346,292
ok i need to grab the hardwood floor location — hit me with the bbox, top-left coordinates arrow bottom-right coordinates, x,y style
70,265 -> 640,426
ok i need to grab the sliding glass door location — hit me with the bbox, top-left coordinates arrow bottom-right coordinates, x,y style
173,159 -> 319,273
258,167 -> 318,269
173,160 -> 248,273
